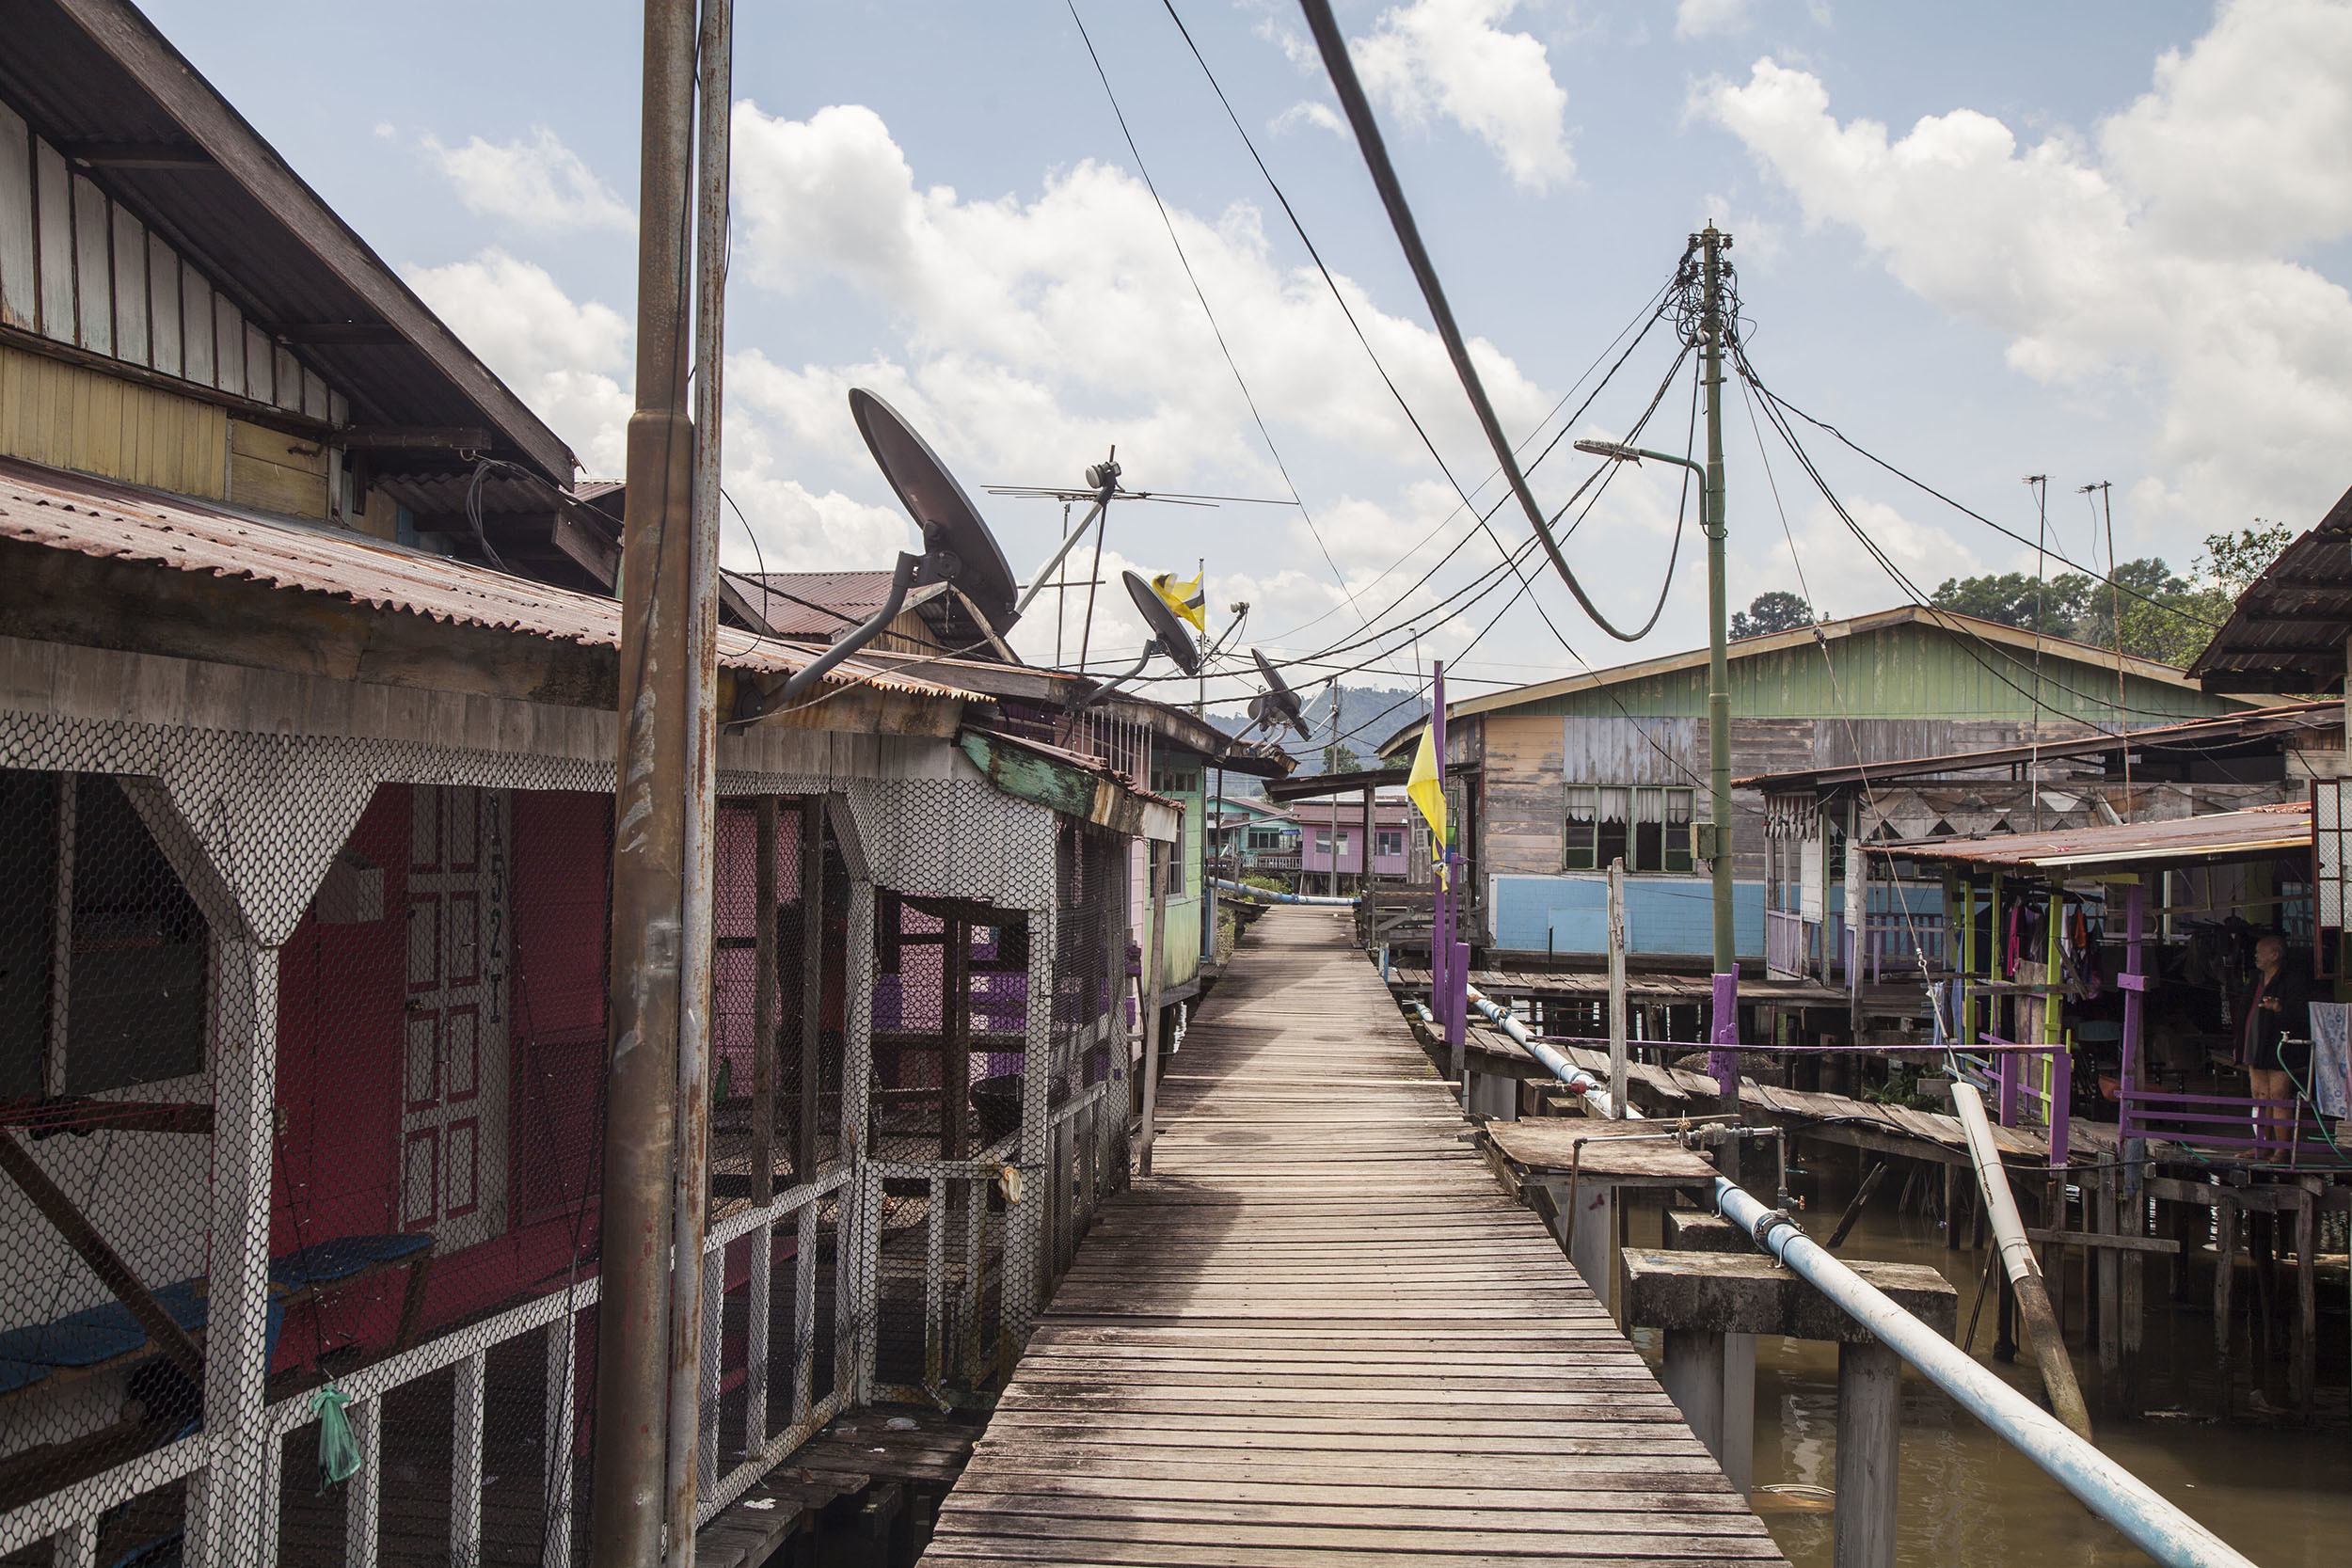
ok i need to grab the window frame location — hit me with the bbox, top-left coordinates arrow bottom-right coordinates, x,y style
9,774 -> 213,1102
1565,781 -> 1697,875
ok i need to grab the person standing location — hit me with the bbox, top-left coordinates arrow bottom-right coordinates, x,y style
2237,934 -> 2313,1158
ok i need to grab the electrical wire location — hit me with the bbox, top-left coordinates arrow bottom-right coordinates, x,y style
1294,0 -> 1661,642
1062,0 -> 1388,678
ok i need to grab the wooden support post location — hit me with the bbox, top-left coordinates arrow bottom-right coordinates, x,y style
753,798 -> 779,1200
1826,1161 -> 1888,1251
1607,859 -> 1629,1119
2094,1167 -> 2121,1394
452,1349 -> 485,1565
1661,1327 -> 1727,1468
1941,1164 -> 1961,1250
188,935 -> 280,1563
2212,1196 -> 2236,1417
1137,844 -> 1169,1177
943,912 -> 971,1162
798,800 -> 825,1178
1834,1338 -> 1901,1568
2294,1182 -> 2318,1423
543,1315 -> 577,1568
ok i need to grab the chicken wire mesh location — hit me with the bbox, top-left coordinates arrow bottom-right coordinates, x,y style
0,703 -> 1126,1564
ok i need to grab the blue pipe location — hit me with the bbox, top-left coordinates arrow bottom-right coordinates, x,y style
1208,877 -> 1356,908
1465,985 -> 2257,1568
1712,1179 -> 2251,1568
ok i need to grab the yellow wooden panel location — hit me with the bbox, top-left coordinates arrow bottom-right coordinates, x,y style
229,450 -> 326,517
352,474 -> 401,540
0,343 -> 229,499
229,417 -> 325,470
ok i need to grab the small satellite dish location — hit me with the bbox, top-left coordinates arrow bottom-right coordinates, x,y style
849,388 -> 1020,635
1070,569 -> 1201,710
1248,647 -> 1311,741
1123,570 -> 1201,677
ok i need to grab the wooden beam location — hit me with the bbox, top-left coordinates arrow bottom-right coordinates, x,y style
0,1129 -> 204,1383
2026,1227 -> 2181,1256
0,1098 -> 212,1136
337,426 -> 497,453
0,323 -> 331,437
549,510 -> 620,590
267,322 -> 406,346
52,138 -> 212,168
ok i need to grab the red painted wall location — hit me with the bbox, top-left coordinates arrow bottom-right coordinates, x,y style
266,786 -> 614,1373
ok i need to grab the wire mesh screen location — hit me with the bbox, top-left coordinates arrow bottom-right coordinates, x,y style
865,883 -> 1030,1398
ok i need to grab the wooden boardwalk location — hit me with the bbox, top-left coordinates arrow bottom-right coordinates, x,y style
921,907 -> 1787,1567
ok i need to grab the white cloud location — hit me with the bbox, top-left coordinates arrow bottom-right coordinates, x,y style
726,100 -> 1552,490
1676,0 -> 1755,40
1695,0 -> 2352,538
421,126 -> 634,232
1270,100 -> 1345,137
1349,0 -> 1575,191
404,249 -> 632,476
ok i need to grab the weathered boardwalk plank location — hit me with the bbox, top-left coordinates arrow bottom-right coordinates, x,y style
921,907 -> 1787,1566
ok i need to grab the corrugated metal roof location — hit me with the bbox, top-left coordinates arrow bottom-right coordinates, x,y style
1868,803 -> 2311,874
0,458 -> 972,699
1377,604 -> 2243,758
2187,488 -> 2352,695
728,571 -> 949,638
1734,701 -> 2344,792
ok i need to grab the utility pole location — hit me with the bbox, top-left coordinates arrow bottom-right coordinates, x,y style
2026,474 -> 2050,831
1698,224 -> 1740,1118
590,0 -> 703,1562
2080,481 -> 2126,816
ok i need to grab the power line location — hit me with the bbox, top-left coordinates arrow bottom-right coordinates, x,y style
1062,0 -> 1392,679
1294,0 -> 1670,643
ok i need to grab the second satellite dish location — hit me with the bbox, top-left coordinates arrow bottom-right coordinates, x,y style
1248,647 -> 1311,741
1072,569 -> 1200,710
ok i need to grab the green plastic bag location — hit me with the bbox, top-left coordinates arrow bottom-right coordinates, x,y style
311,1382 -> 361,1491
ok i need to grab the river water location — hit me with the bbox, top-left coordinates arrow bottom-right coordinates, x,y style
1639,1159 -> 2350,1568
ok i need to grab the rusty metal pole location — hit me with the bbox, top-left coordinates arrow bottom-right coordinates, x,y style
662,0 -> 733,1557
588,0 -> 700,1561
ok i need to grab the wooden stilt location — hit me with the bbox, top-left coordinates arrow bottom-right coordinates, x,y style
2294,1182 -> 2318,1424
1834,1338 -> 1901,1568
2213,1197 -> 2236,1418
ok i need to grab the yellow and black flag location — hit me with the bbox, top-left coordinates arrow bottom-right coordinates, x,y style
1150,571 -> 1207,634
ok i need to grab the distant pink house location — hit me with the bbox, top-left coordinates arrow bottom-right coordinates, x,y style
1298,797 -> 1413,878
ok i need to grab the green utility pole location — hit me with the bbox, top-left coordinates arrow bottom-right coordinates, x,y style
1573,225 -> 1738,1103
1699,225 -> 1737,1094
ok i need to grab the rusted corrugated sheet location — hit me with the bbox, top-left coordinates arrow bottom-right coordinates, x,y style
0,457 -> 972,699
2186,487 -> 2352,695
1873,803 -> 2311,873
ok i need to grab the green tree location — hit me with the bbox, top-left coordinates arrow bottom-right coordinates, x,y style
1728,590 -> 1819,640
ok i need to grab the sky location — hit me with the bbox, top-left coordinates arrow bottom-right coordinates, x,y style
144,0 -> 2352,739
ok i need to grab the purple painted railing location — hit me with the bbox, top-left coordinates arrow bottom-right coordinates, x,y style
2120,1088 -> 2344,1165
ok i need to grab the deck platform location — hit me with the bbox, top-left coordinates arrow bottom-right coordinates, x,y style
921,906 -> 1787,1567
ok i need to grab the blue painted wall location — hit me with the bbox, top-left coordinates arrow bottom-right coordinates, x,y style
1492,874 -> 1768,958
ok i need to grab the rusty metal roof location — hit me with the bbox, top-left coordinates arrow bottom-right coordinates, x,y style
1868,802 -> 2312,875
2187,487 -> 2352,695
0,458 -> 972,700
1735,701 -> 2344,793
727,571 -> 949,638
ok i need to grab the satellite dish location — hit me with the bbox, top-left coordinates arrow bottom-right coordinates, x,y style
849,388 -> 1020,635
756,389 -> 1022,717
1070,569 -> 1202,710
1248,647 -> 1311,741
1123,569 -> 1200,676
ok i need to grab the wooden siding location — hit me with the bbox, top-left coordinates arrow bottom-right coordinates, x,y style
0,341 -> 228,498
228,416 -> 327,517
1497,622 -> 2239,723
0,100 -> 344,427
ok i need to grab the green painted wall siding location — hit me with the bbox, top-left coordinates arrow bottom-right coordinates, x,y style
1160,775 -> 1206,994
1504,625 -> 2242,722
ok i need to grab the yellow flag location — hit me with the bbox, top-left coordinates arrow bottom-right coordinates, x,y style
1406,721 -> 1447,851
1151,570 -> 1207,634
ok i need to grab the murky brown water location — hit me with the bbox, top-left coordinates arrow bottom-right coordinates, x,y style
1639,1156 -> 2350,1568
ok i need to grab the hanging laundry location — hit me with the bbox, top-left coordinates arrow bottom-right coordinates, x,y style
2307,1001 -> 2349,1119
